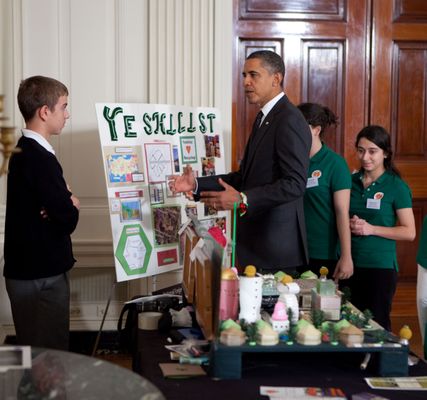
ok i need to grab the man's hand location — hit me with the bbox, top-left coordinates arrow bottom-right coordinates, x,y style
168,165 -> 196,194
199,178 -> 240,211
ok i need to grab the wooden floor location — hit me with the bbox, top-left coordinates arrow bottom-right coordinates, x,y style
391,280 -> 424,359
97,280 -> 425,371
95,351 -> 133,370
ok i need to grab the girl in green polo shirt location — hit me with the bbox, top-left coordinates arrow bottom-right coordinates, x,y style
416,215 -> 427,348
298,103 -> 353,282
349,125 -> 416,331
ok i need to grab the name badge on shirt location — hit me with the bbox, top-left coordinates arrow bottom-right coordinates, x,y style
306,170 -> 321,188
306,177 -> 319,188
366,198 -> 381,210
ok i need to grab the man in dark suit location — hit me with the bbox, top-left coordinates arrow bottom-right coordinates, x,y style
171,51 -> 311,273
3,76 -> 80,350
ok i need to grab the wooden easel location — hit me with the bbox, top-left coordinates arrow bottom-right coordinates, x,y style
181,223 -> 222,340
182,225 -> 198,304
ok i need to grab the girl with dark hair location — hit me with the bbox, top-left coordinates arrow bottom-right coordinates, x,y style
349,125 -> 415,330
297,103 -> 353,282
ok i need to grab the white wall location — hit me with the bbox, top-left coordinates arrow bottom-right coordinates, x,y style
0,0 -> 232,330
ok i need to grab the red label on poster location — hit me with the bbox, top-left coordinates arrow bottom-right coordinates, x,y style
157,249 -> 178,266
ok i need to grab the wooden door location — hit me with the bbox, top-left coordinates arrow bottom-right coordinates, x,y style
232,0 -> 370,171
233,0 -> 427,280
370,0 -> 427,280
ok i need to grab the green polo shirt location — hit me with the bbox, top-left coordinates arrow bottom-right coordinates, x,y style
350,170 -> 412,270
304,143 -> 351,260
417,215 -> 427,269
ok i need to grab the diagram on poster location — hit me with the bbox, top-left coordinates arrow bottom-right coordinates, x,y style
96,103 -> 228,282
115,224 -> 152,276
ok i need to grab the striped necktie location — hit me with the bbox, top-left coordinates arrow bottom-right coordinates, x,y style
253,111 -> 263,132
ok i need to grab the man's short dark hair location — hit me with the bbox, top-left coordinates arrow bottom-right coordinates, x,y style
247,50 -> 285,86
17,76 -> 68,122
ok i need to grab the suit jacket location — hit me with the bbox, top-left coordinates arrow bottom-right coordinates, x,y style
197,95 -> 311,270
4,136 -> 79,279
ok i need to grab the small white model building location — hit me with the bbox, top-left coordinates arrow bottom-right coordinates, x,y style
296,323 -> 322,345
277,282 -> 300,323
294,278 -> 318,309
220,327 -> 247,346
257,324 -> 279,346
311,279 -> 342,320
339,324 -> 364,346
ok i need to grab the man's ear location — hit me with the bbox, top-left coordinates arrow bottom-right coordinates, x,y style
38,105 -> 50,121
272,72 -> 282,87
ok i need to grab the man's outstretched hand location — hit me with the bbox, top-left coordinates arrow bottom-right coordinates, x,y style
168,165 -> 196,194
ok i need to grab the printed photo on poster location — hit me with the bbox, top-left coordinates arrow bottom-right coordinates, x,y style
152,205 -> 181,247
173,145 -> 180,173
204,203 -> 217,216
204,134 -> 221,158
201,157 -> 216,176
180,136 -> 197,163
149,183 -> 164,205
120,198 -> 142,222
104,146 -> 144,187
110,198 -> 121,213
185,203 -> 198,218
144,142 -> 173,183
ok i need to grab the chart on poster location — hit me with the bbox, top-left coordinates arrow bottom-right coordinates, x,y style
96,103 -> 228,282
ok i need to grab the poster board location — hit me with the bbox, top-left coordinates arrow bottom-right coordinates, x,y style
96,103 -> 228,282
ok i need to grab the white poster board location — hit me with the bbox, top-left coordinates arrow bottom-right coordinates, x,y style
96,103 -> 228,282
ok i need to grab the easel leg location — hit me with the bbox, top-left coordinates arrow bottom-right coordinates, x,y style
92,282 -> 115,357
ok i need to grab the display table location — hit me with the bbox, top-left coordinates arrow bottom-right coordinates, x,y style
0,346 -> 165,400
134,329 -> 427,400
210,340 -> 409,379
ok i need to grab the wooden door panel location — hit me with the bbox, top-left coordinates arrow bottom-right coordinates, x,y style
239,0 -> 346,21
302,40 -> 344,153
393,0 -> 427,22
392,42 -> 427,160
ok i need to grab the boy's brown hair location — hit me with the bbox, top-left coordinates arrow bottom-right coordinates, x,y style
17,75 -> 68,122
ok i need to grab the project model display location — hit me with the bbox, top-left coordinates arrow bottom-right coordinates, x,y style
210,265 -> 411,379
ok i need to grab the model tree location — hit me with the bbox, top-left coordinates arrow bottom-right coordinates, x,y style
311,309 -> 326,329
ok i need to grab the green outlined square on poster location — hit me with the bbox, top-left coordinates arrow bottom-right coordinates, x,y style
115,224 -> 152,275
180,136 -> 198,163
